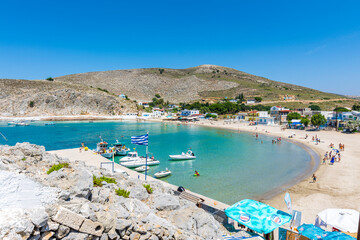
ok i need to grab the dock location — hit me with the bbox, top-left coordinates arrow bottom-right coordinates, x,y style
48,148 -> 230,218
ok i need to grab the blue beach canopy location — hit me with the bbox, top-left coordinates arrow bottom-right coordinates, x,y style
225,199 -> 292,234
297,224 -> 355,240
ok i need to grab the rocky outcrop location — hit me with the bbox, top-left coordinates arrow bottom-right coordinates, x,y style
0,79 -> 136,117
0,143 -> 225,239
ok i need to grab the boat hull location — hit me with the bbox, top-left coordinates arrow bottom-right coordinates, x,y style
154,171 -> 171,178
169,155 -> 196,160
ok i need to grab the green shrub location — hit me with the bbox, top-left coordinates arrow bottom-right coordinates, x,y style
338,127 -> 343,131
29,101 -> 34,108
143,184 -> 153,194
159,69 -> 164,74
97,88 -> 109,93
47,162 -> 69,174
93,175 -> 117,187
115,188 -> 130,198
21,157 -> 26,161
46,77 -> 54,81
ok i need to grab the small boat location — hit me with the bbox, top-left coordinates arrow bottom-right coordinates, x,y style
119,151 -> 144,162
15,121 -> 29,126
134,166 -> 150,172
113,140 -> 130,156
95,141 -> 114,159
45,122 -> 55,125
154,169 -> 171,178
8,121 -> 16,125
121,159 -> 160,168
169,150 -> 196,161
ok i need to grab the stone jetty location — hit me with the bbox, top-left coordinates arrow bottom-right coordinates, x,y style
0,143 -> 227,239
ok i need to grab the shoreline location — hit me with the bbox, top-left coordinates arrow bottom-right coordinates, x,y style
181,119 -> 360,223
2,115 -> 359,223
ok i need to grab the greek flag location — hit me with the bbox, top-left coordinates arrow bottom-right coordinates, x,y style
131,134 -> 148,146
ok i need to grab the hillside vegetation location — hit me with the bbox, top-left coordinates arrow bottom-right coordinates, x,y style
55,64 -> 343,103
0,79 -> 136,117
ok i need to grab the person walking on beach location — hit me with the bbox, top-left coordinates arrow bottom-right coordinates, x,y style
312,174 -> 317,183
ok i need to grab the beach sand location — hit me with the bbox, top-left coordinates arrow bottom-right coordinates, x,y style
188,119 -> 360,224
3,115 -> 359,224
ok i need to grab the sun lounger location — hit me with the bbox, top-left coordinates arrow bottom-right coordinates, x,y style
177,191 -> 205,204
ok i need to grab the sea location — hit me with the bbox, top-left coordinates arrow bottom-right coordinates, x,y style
0,120 -> 312,205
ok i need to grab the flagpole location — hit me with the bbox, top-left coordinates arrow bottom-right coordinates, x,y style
145,131 -> 149,181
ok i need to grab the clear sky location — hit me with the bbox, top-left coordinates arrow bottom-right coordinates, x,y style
1,0 -> 359,95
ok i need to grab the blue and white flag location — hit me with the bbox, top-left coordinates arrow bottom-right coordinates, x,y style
131,134 -> 148,146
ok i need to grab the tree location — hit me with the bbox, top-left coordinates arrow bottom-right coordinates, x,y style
311,114 -> 327,128
333,107 -> 350,112
254,97 -> 262,102
46,77 -> 54,81
346,120 -> 360,132
159,69 -> 165,74
309,105 -> 321,111
200,106 -> 210,114
155,94 -> 161,98
300,116 -> 310,127
352,104 -> 360,111
236,93 -> 245,102
286,112 -> 301,121
205,113 -> 217,118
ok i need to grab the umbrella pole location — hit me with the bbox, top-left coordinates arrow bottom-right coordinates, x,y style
357,213 -> 360,240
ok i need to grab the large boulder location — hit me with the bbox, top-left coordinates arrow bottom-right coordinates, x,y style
169,205 -> 222,240
0,209 -> 34,239
71,169 -> 93,199
129,185 -> 149,201
153,194 -> 180,211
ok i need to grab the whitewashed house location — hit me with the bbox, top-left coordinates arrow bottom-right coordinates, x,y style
246,99 -> 256,105
181,109 -> 200,116
152,108 -> 165,118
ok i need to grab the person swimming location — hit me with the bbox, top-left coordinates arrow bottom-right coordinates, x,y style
194,170 -> 200,176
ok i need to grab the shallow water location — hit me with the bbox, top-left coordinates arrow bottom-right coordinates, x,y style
0,121 -> 311,204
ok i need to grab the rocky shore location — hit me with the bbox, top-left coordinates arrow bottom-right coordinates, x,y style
0,143 -> 227,240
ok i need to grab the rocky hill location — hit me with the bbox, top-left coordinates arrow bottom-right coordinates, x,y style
0,79 -> 136,117
55,64 -> 343,103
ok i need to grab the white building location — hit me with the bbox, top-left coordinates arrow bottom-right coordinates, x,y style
181,109 -> 200,116
258,111 -> 269,118
138,102 -> 150,108
121,112 -> 137,119
119,94 -> 127,99
246,99 -> 256,105
152,108 -> 165,118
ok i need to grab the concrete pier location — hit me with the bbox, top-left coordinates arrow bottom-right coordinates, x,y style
49,148 -> 230,212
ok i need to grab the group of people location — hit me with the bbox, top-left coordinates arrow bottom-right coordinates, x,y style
272,137 -> 282,144
323,150 -> 342,165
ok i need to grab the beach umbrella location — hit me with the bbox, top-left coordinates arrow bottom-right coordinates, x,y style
297,224 -> 355,240
316,209 -> 359,233
225,199 -> 292,234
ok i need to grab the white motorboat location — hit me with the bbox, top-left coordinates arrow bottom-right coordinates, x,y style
121,159 -> 160,168
45,122 -> 56,125
154,169 -> 171,178
134,166 -> 150,172
119,152 -> 144,162
169,150 -> 196,160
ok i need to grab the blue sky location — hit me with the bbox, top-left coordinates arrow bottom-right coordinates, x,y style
0,0 -> 359,95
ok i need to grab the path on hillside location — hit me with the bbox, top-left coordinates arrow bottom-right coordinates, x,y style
250,98 -> 351,105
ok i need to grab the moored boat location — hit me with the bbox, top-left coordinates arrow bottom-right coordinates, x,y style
134,166 -> 150,172
113,140 -> 130,156
119,151 -> 144,162
169,150 -> 196,160
121,158 -> 160,168
95,141 -> 114,159
154,169 -> 171,178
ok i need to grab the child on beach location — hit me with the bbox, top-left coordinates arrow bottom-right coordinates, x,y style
322,157 -> 326,164
312,174 -> 317,183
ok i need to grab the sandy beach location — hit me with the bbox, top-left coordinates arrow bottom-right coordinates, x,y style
186,119 -> 360,224
2,115 -> 359,224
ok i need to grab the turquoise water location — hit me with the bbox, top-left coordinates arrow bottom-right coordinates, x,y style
0,121 -> 312,204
